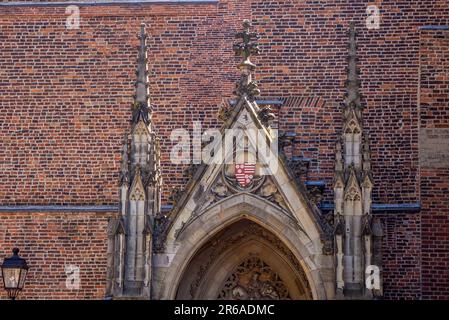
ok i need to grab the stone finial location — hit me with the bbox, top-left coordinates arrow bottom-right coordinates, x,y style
217,102 -> 232,122
258,105 -> 275,127
344,22 -> 361,108
133,23 -> 152,125
233,19 -> 259,71
233,20 -> 261,100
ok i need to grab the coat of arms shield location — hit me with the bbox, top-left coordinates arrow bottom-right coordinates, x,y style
235,163 -> 256,187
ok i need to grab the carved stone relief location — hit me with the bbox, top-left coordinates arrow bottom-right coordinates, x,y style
153,215 -> 170,253
222,161 -> 266,193
194,168 -> 290,216
257,105 -> 276,127
256,180 -> 288,210
217,255 -> 290,300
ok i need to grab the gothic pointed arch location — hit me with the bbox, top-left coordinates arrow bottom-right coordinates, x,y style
175,220 -> 313,300
161,196 -> 329,300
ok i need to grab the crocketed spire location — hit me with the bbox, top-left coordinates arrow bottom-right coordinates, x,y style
344,21 -> 362,108
132,23 -> 152,125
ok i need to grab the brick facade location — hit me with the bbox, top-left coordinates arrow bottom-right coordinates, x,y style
419,29 -> 449,299
0,212 -> 111,299
0,0 -> 448,299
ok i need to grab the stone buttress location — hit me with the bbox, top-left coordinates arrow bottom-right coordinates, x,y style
106,24 -> 162,299
333,22 -> 383,299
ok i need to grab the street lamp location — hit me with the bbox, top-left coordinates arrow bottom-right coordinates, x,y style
1,248 -> 29,300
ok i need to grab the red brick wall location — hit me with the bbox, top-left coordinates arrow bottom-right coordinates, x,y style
0,212 -> 111,299
3,0 -> 448,205
419,29 -> 449,299
379,213 -> 421,300
0,1 -> 249,205
0,0 -> 448,299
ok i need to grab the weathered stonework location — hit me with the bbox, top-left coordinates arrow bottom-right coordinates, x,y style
332,23 -> 379,299
0,0 -> 448,301
148,21 -> 334,301
107,24 -> 161,299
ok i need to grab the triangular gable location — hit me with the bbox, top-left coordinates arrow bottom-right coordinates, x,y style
344,166 -> 362,201
129,166 -> 146,201
165,96 -> 325,243
132,119 -> 150,136
162,19 -> 328,248
343,107 -> 362,134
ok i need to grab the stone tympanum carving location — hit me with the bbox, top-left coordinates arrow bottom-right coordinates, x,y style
217,256 -> 290,300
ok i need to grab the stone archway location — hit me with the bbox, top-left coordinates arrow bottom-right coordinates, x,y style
154,193 -> 333,300
175,220 -> 313,300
